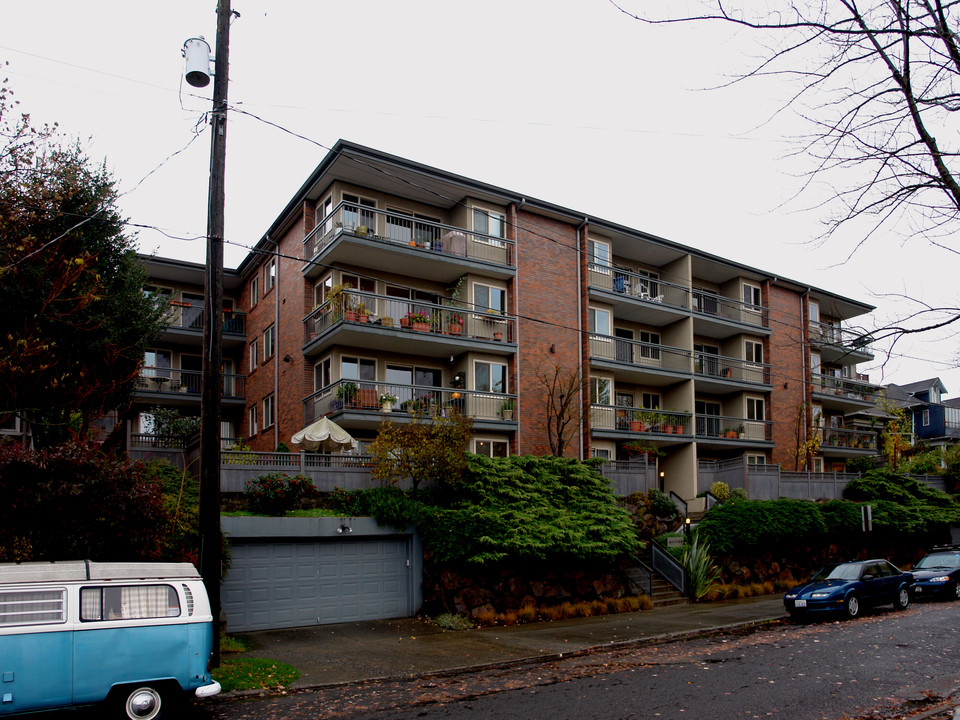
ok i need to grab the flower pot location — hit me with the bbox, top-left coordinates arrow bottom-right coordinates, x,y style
662,425 -> 674,434
448,324 -> 463,335
493,332 -> 503,341
345,310 -> 357,322
357,314 -> 369,323
413,322 -> 430,332
502,409 -> 514,420
675,426 -> 685,435
400,317 -> 411,328
380,401 -> 393,413
629,420 -> 641,431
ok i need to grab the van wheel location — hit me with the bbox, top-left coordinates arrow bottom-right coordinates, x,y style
121,686 -> 164,720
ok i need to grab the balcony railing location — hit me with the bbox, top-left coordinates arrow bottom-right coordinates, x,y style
137,367 -> 245,399
695,354 -> 770,385
816,426 -> 878,450
693,290 -> 769,329
809,321 -> 873,352
588,264 -> 690,311
811,373 -> 880,402
304,291 -> 515,344
592,405 -> 693,436
304,201 -> 515,268
695,413 -> 772,442
589,334 -> 692,373
164,302 -> 245,335
304,380 -> 517,425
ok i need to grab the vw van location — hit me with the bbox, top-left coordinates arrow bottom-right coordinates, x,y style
0,561 -> 221,719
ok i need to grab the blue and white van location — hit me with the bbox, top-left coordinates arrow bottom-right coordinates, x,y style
0,561 -> 221,719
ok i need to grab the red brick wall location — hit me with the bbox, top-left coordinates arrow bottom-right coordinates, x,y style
766,282 -> 807,468
514,208 -> 583,457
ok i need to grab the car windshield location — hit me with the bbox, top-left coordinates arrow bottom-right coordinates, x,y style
915,554 -> 960,570
811,564 -> 862,581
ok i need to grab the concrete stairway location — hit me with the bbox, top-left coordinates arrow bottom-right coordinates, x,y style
629,549 -> 688,607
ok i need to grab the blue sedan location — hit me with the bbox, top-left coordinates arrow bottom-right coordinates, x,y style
783,559 -> 913,620
911,548 -> 960,601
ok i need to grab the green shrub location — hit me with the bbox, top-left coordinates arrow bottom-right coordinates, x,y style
697,498 -> 827,555
244,472 -> 318,516
433,613 -> 473,630
730,487 -> 748,500
684,530 -> 720,601
648,487 -> 677,519
709,481 -> 730,502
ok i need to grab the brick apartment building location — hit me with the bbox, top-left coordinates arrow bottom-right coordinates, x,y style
132,140 -> 881,504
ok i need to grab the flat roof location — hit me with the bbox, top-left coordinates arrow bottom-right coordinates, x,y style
0,561 -> 200,584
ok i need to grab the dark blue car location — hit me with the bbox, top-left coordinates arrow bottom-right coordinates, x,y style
783,559 -> 912,620
910,548 -> 960,601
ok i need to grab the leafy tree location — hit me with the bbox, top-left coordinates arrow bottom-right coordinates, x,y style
879,401 -> 913,469
368,411 -> 473,493
614,2 -> 960,345
0,78 -> 167,447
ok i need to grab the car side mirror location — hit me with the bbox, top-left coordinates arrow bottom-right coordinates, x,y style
862,573 -> 875,581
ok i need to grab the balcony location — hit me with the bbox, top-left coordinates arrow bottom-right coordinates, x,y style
589,334 -> 692,386
694,413 -> 773,447
809,321 -> 874,364
811,372 -> 880,413
587,264 -> 690,327
303,202 -> 516,283
303,291 -> 516,359
591,405 -> 693,445
694,354 -> 771,392
162,302 -> 246,348
692,290 -> 769,338
817,426 -> 878,454
135,367 -> 245,405
304,380 -> 517,431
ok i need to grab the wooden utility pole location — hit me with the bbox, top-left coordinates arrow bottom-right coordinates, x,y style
199,0 -> 231,667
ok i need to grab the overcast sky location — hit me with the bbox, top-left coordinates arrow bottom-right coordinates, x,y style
3,1 -> 958,393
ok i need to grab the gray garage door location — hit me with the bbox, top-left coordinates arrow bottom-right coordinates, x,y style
222,538 -> 412,631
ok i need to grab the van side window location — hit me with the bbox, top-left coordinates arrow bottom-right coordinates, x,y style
80,585 -> 181,621
0,589 -> 66,626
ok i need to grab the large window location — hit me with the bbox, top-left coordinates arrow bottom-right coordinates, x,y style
639,330 -> 661,361
314,357 -> 332,390
744,340 -> 763,364
474,439 -> 508,457
588,238 -> 611,272
474,283 -> 506,314
475,361 -> 507,393
747,397 -> 765,421
742,283 -> 761,308
589,308 -> 612,335
0,589 -> 65,626
591,377 -> 611,405
80,585 -> 179,622
473,208 -> 504,238
144,350 -> 171,378
342,193 -> 377,232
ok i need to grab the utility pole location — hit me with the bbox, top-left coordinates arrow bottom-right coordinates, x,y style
197,0 -> 231,667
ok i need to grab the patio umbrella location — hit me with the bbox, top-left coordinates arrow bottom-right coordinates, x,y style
290,417 -> 358,452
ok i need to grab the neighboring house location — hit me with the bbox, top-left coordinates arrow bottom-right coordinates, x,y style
884,378 -> 960,452
128,140 -> 880,508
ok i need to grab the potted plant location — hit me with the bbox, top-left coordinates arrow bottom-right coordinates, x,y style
724,427 -> 737,438
629,410 -> 643,432
336,381 -> 359,407
675,412 -> 688,435
447,313 -> 464,335
500,398 -> 516,420
662,413 -> 675,434
736,423 -> 746,439
406,310 -> 430,331
379,393 -> 398,412
641,410 -> 663,431
356,300 -> 369,323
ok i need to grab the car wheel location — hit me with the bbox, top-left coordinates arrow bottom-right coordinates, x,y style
894,586 -> 910,610
844,594 -> 860,619
120,686 -> 166,720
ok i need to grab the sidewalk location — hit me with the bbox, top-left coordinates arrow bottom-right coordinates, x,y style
232,595 -> 787,690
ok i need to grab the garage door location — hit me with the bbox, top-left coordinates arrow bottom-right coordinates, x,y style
222,538 -> 412,631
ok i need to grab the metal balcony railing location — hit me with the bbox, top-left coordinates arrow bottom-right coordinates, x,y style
695,353 -> 771,385
303,201 -> 516,268
693,289 -> 769,328
589,334 -> 692,374
811,373 -> 880,402
304,291 -> 515,344
816,426 -> 878,450
304,380 -> 517,425
588,263 -> 691,311
137,367 -> 245,399
695,413 -> 772,442
163,301 -> 245,335
809,321 -> 873,353
592,405 -> 693,436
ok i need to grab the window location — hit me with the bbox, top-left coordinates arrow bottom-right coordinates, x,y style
742,283 -> 761,308
263,394 -> 275,429
80,585 -> 179,621
747,397 -> 765,421
473,207 -> 505,239
641,393 -> 661,409
249,339 -> 258,372
474,283 -> 506,314
592,448 -> 612,460
0,413 -> 20,433
144,350 -> 171,378
589,308 -> 611,335
922,409 -> 931,427
342,356 -> 377,382
315,357 -> 332,390
250,276 -> 259,308
0,589 -> 66,626
639,330 -> 661,361
588,238 -> 611,272
248,405 -> 258,436
316,196 -> 333,233
745,340 -> 763,364
591,377 -> 611,405
636,269 -> 659,297
474,439 -> 509,457
265,258 -> 277,292
746,455 -> 766,465
342,193 -> 377,232
263,326 -> 275,361
475,361 -> 507,393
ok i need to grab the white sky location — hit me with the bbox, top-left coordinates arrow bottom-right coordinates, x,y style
3,1 -> 958,392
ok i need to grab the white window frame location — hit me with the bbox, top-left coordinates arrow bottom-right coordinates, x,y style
263,394 -> 275,429
265,258 -> 277,292
249,339 -> 258,372
317,195 -> 333,233
588,238 -> 611,273
922,409 -> 931,427
342,193 -> 377,233
742,282 -> 761,308
474,360 -> 508,393
744,339 -> 763,364
263,325 -> 275,361
472,207 -> 506,246
473,438 -> 509,458
589,307 -> 612,336
591,377 -> 612,405
250,276 -> 259,308
248,405 -> 258,437
473,282 -> 507,314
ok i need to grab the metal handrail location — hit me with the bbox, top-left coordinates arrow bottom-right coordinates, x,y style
693,289 -> 769,328
694,413 -> 772,442
651,542 -> 686,595
695,354 -> 771,384
669,491 -> 688,518
703,491 -> 722,511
